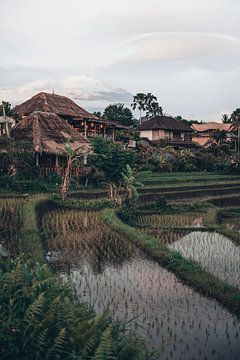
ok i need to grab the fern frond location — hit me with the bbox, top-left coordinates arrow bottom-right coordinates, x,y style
25,292 -> 45,323
93,328 -> 117,360
46,328 -> 66,357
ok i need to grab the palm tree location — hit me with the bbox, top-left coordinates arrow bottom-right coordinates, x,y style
131,93 -> 147,125
146,101 -> 163,118
221,113 -> 231,124
230,108 -> 240,152
121,164 -> 143,206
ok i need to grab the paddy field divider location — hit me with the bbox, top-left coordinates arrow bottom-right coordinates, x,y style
20,195 -> 49,264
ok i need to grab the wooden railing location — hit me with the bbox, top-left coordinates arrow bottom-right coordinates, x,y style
39,166 -> 94,177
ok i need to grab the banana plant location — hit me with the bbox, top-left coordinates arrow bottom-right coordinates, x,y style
121,165 -> 143,206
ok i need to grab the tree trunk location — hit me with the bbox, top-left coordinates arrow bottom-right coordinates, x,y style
61,156 -> 72,201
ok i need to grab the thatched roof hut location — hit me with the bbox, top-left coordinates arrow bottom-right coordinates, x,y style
13,92 -> 98,120
10,111 -> 91,156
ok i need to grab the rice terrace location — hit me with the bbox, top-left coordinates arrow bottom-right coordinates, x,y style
1,0 -> 240,356
1,166 -> 240,359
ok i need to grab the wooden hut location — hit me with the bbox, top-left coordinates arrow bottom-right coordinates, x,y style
13,92 -> 127,140
10,111 -> 91,176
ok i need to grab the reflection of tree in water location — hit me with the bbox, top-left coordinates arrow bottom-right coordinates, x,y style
43,210 -> 135,273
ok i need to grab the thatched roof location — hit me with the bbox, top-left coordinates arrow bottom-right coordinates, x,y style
139,116 -> 193,132
13,92 -> 98,120
10,111 -> 91,156
191,122 -> 232,132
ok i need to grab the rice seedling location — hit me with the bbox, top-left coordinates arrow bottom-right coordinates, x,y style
43,209 -> 240,360
42,210 -> 135,272
137,213 -> 205,228
139,228 -> 191,245
0,198 -> 24,257
169,231 -> 240,289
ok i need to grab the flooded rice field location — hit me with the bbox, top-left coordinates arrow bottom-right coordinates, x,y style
43,210 -> 240,360
139,228 -> 191,245
0,198 -> 23,257
221,216 -> 240,231
169,231 -> 240,289
137,212 -> 205,228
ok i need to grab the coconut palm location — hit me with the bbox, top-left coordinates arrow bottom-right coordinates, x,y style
146,101 -> 163,118
131,93 -> 147,124
221,113 -> 231,124
231,108 -> 240,152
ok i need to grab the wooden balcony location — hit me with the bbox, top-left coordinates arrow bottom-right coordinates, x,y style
39,166 -> 94,177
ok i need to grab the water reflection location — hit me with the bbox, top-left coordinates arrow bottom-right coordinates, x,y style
44,210 -> 240,360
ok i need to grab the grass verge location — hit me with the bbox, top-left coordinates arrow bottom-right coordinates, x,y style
20,195 -> 49,263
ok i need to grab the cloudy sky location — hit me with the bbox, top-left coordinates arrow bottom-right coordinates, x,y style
0,0 -> 240,121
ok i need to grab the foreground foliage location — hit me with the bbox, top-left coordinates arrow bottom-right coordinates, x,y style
0,258 -> 156,360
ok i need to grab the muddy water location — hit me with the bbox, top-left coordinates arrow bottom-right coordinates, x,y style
44,211 -> 240,360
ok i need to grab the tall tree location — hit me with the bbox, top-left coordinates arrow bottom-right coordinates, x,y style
131,92 -> 163,123
231,108 -> 240,152
89,137 -> 136,203
103,103 -> 134,126
131,93 -> 147,124
146,101 -> 163,118
0,101 -> 13,116
92,111 -> 102,119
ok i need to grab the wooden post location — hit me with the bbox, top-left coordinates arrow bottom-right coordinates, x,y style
55,155 -> 59,166
104,125 -> 106,139
112,127 -> 115,141
36,153 -> 39,166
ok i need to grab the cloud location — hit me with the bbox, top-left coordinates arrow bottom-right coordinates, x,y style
0,76 -> 133,105
118,32 -> 240,63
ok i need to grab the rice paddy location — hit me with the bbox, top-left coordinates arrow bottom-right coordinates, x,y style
42,210 -> 135,272
137,213 -> 205,228
0,198 -> 23,257
139,228 -> 191,245
221,216 -> 240,231
43,209 -> 240,360
169,231 -> 240,289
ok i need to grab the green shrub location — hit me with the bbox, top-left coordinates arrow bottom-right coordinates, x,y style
0,258 -> 155,359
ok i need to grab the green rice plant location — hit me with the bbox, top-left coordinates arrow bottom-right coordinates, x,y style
0,198 -> 24,257
137,212 -> 205,228
42,210 -> 135,272
139,228 -> 191,245
169,231 -> 240,289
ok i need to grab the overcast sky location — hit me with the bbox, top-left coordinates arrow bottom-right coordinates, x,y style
0,0 -> 240,121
